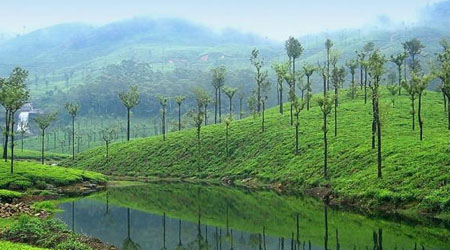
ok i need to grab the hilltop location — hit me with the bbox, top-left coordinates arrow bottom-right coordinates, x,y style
66,89 -> 450,222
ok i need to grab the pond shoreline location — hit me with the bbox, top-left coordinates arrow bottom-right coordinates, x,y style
106,176 -> 450,228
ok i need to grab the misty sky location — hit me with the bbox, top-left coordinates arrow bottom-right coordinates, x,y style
0,0 -> 443,40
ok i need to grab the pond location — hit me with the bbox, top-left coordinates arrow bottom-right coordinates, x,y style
55,183 -> 450,250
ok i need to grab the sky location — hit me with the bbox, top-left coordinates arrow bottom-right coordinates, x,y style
0,0 -> 444,40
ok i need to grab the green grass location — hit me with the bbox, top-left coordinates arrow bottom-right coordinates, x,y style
0,241 -> 50,250
14,150 -> 69,162
0,189 -> 23,199
67,88 -> 450,219
0,161 -> 106,190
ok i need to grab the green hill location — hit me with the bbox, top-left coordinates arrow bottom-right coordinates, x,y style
66,89 -> 450,221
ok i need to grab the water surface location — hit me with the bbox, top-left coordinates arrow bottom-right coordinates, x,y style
55,183 -> 450,250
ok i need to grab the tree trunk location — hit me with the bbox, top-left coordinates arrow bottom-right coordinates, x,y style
239,98 -> 243,119
290,103 -> 293,126
418,93 -> 423,141
219,87 -> 222,122
178,103 -> 181,131
360,65 -> 364,90
307,76 -> 311,110
106,141 -> 109,161
323,75 -> 327,96
10,114 -> 14,174
197,125 -> 201,140
334,88 -> 338,137
411,97 -> 415,131
364,68 -> 368,104
72,116 -> 76,159
376,98 -> 382,178
398,67 -> 402,95
324,112 -> 328,179
229,97 -> 232,118
279,86 -> 283,114
162,107 -> 166,141
3,109 -> 10,161
204,105 -> 208,126
351,74 -> 355,99
276,85 -> 280,106
372,94 -> 376,149
41,129 -> 45,164
214,88 -> 218,124
327,50 -> 330,91
262,102 -> 265,132
295,115 -> 299,155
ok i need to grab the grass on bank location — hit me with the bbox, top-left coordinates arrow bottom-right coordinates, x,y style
0,241 -> 50,250
68,89 -> 450,216
0,160 -> 106,190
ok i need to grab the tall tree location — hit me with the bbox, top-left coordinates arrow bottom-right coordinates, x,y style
118,85 -> 140,141
101,127 -> 115,161
224,117 -> 232,157
356,51 -> 366,91
159,96 -> 168,141
291,91 -> 306,155
211,66 -> 226,123
175,96 -> 186,131
331,66 -> 345,137
303,64 -> 316,110
386,84 -> 399,108
317,95 -> 333,179
238,91 -> 245,119
223,86 -> 238,118
412,73 -> 432,141
34,112 -> 58,164
436,43 -> 450,149
325,39 -> 334,91
0,68 -> 29,163
318,62 -> 327,96
250,49 -> 268,113
390,52 -> 408,95
403,38 -> 425,73
2,68 -> 30,172
346,60 -> 358,99
272,62 -> 289,114
368,50 -> 386,178
402,77 -> 417,131
286,37 -> 304,122
362,42 -> 375,104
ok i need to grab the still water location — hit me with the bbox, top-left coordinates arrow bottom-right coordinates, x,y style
55,183 -> 450,250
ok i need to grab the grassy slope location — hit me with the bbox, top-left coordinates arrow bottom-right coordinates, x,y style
0,160 -> 106,190
68,89 -> 450,217
0,241 -> 49,250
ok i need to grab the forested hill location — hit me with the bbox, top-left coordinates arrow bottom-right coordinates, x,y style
67,89 -> 450,222
0,17 -> 274,76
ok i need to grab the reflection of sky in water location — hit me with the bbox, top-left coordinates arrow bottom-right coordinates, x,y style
56,199 -> 315,250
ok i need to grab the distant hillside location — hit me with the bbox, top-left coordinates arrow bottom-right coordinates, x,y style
0,17 -> 274,76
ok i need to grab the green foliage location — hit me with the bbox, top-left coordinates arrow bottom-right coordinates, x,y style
0,241 -> 50,250
0,189 -> 23,199
34,113 -> 58,132
119,85 -> 140,109
2,215 -> 92,250
0,160 -> 106,190
64,103 -> 80,118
